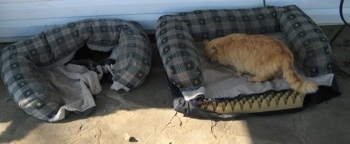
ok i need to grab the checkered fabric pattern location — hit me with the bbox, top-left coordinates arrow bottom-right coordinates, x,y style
156,16 -> 204,91
0,19 -> 151,121
109,22 -> 152,88
156,5 -> 333,92
278,5 -> 333,76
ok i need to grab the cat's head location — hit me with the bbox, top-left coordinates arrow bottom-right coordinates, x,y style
204,39 -> 219,62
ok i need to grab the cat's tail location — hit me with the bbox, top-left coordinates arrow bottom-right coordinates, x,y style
282,58 -> 318,94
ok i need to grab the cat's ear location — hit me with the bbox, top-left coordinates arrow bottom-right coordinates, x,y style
203,39 -> 209,46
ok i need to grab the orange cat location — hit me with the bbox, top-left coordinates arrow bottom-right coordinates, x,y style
204,33 -> 318,94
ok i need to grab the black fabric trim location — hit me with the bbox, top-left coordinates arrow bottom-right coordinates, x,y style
169,77 -> 341,120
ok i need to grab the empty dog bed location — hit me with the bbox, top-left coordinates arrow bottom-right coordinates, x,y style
0,19 -> 152,122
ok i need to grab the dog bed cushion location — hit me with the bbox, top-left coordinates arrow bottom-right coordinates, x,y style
156,5 -> 339,118
0,19 -> 152,121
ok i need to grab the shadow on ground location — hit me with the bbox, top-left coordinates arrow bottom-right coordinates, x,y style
244,25 -> 350,144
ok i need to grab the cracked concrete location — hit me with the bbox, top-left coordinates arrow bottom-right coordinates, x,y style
0,26 -> 350,144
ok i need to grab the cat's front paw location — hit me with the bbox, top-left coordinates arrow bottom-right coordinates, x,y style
248,76 -> 266,83
234,71 -> 243,77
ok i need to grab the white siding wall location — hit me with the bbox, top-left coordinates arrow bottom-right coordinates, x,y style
0,0 -> 349,42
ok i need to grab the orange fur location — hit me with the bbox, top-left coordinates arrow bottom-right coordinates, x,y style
204,33 -> 318,94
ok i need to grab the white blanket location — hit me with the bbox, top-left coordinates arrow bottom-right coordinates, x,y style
40,64 -> 102,122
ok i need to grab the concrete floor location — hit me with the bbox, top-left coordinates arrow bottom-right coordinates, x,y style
0,26 -> 349,144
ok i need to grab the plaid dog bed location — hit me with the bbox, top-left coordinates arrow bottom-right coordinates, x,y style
156,5 -> 339,118
0,19 -> 152,121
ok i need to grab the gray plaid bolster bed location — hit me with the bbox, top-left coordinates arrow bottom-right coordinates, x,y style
156,5 -> 332,90
155,5 -> 336,117
0,19 -> 152,121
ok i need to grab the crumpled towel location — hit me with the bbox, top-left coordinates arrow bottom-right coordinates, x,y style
40,63 -> 102,122
201,55 -> 334,99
